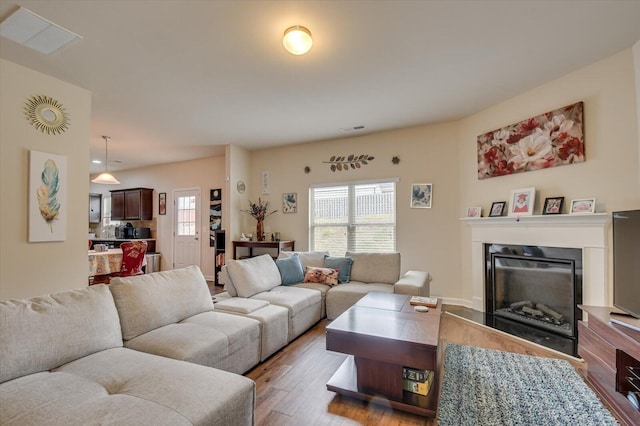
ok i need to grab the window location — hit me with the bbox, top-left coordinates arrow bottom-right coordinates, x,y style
176,195 -> 197,236
310,179 -> 396,255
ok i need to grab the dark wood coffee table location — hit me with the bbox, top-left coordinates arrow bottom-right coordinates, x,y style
325,292 -> 441,417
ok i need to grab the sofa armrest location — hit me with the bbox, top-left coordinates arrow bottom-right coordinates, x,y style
393,270 -> 430,297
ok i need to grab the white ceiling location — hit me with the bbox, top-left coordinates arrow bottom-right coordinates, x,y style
1,1 -> 639,174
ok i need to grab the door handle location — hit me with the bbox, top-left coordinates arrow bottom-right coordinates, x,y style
195,237 -> 199,240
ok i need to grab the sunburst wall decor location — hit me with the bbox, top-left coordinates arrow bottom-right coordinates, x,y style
24,95 -> 70,135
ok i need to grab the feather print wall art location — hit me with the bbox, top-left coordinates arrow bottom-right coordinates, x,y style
37,159 -> 61,232
29,151 -> 67,242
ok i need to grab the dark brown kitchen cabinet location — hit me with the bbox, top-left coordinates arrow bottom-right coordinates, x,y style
110,188 -> 153,220
89,193 -> 102,223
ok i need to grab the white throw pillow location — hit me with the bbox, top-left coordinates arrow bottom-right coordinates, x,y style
225,254 -> 282,298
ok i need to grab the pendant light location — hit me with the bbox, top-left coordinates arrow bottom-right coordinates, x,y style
282,25 -> 312,55
91,136 -> 120,184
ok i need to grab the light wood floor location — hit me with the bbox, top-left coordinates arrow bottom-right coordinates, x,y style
245,319 -> 435,426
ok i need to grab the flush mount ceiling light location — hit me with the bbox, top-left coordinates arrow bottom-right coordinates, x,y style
282,25 -> 312,55
91,136 -> 120,185
0,7 -> 82,54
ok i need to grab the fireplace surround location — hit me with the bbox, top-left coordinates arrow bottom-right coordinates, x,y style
465,214 -> 609,355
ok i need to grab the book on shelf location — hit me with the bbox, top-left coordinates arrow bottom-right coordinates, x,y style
402,370 -> 434,396
403,366 -> 429,382
409,296 -> 438,308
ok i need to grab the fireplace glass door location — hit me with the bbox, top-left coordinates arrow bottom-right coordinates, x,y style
491,254 -> 577,338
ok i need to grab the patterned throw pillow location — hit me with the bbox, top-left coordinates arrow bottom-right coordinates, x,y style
303,266 -> 339,286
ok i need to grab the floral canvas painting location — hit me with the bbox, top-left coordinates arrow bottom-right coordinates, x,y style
477,102 -> 584,179
29,150 -> 67,242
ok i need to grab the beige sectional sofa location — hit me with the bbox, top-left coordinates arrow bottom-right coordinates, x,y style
220,251 -> 430,321
0,276 -> 255,426
109,266 -> 262,374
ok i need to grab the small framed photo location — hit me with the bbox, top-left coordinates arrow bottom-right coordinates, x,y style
489,201 -> 506,217
410,183 -> 432,208
210,188 -> 221,202
509,187 -> 535,216
159,192 -> 167,215
283,192 -> 297,214
570,198 -> 596,214
543,197 -> 564,215
466,207 -> 482,218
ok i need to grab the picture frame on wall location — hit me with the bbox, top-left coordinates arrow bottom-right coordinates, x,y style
508,187 -> 535,216
489,201 -> 506,217
283,192 -> 297,214
466,207 -> 482,218
570,198 -> 596,214
29,150 -> 67,242
543,197 -> 564,215
410,183 -> 432,208
159,192 -> 167,215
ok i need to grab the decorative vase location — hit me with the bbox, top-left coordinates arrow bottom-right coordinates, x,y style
256,220 -> 264,241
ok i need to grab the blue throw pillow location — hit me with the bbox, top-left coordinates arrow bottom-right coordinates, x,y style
324,256 -> 354,283
275,254 -> 304,285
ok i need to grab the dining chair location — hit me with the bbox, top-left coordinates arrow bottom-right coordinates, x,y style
117,240 -> 148,277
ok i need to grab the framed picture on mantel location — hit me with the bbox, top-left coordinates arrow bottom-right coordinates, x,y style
508,187 -> 535,216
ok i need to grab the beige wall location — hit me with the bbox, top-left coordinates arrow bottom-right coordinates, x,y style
249,122 -> 461,299
1,59 -> 92,300
458,48 -> 640,304
226,144 -> 251,257
89,155 -> 225,279
634,40 -> 640,194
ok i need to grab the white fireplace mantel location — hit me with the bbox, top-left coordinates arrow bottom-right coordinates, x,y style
463,213 -> 610,312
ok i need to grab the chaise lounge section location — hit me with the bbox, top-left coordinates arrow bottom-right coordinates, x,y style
0,283 -> 255,426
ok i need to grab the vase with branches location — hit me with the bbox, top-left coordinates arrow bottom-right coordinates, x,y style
241,198 -> 277,241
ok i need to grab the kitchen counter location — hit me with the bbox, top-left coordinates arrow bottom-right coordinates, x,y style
90,238 -> 156,253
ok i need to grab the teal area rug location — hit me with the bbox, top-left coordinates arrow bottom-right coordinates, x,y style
438,344 -> 617,425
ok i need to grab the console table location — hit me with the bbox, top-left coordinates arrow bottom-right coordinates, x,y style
232,240 -> 295,260
578,306 -> 640,425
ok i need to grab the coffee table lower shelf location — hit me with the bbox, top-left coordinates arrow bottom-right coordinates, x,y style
326,355 -> 436,417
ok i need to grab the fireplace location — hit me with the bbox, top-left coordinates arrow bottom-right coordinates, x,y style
465,214 -> 609,357
484,244 -> 582,355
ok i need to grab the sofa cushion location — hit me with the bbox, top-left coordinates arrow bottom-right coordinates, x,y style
323,255 -> 354,283
346,252 -> 400,284
123,312 -> 261,374
278,251 -> 329,268
109,265 -> 213,341
325,282 -> 394,320
53,347 -> 256,426
214,298 -> 270,314
304,266 -> 339,286
275,254 -> 305,285
0,285 -> 122,384
0,371 -> 192,425
220,266 -> 237,297
226,254 -> 282,298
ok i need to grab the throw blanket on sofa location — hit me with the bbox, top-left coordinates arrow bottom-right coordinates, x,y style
438,343 -> 617,426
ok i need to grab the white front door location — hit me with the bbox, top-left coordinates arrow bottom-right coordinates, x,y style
173,189 -> 201,270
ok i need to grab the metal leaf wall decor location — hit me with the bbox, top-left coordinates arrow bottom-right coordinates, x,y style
324,154 -> 375,172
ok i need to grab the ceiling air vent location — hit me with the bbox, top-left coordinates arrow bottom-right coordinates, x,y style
0,7 -> 82,54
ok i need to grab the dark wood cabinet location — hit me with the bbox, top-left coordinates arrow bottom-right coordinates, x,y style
111,191 -> 125,220
110,188 -> 153,220
578,306 -> 640,425
89,193 -> 102,223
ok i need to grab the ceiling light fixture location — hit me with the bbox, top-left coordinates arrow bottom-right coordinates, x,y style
91,136 -> 120,184
282,25 -> 312,55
